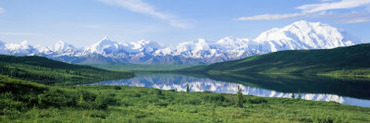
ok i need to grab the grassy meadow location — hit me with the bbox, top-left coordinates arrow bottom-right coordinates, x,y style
1,75 -> 369,122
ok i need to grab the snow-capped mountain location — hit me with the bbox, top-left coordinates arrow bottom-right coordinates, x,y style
4,41 -> 40,55
253,20 -> 361,52
53,41 -> 78,54
85,37 -> 123,55
0,20 -> 363,64
34,45 -> 52,55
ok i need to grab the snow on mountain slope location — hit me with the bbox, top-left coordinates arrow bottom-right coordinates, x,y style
52,41 -> 79,56
254,20 -> 361,52
5,41 -> 39,55
131,40 -> 162,53
85,37 -> 122,55
216,36 -> 249,50
0,20 -> 363,64
34,45 -> 52,55
84,37 -> 162,56
173,39 -> 213,58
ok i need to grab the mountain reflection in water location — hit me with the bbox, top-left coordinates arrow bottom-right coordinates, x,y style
89,73 -> 370,107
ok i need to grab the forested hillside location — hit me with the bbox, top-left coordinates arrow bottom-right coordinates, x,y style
184,43 -> 370,78
0,55 -> 134,85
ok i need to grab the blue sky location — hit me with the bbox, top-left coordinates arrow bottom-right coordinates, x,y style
0,0 -> 370,47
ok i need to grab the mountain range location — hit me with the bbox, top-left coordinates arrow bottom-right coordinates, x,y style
0,20 -> 363,64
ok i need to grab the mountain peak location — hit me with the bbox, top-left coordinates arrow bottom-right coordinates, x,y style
217,36 -> 236,43
102,36 -> 110,41
254,20 -> 360,50
131,40 -> 162,52
20,40 -> 29,46
56,40 -> 66,44
137,40 -> 155,45
34,44 -> 52,54
291,20 -> 313,25
96,37 -> 115,45
86,37 -> 120,54
196,38 -> 207,43
286,20 -> 326,30
55,41 -> 73,47
55,41 -> 69,47
4,40 -> 37,55
53,41 -> 76,54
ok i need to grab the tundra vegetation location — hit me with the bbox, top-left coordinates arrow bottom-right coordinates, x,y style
0,52 -> 369,122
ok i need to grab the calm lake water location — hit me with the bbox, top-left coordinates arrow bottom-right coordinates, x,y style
89,73 -> 370,107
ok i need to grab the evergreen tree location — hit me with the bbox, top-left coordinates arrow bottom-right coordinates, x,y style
291,92 -> 295,99
95,95 -> 107,109
237,85 -> 244,108
298,89 -> 302,99
186,84 -> 190,92
78,93 -> 84,108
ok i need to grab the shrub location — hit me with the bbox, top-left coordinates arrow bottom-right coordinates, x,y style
94,93 -> 118,109
204,95 -> 225,102
184,98 -> 201,105
37,89 -> 77,108
78,90 -> 97,102
0,94 -> 26,115
248,97 -> 267,104
95,95 -> 107,109
114,86 -> 122,90
89,110 -> 108,119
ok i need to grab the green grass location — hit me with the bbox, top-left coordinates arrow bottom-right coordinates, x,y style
1,75 -> 369,122
182,43 -> 370,79
318,68 -> 370,80
0,55 -> 134,85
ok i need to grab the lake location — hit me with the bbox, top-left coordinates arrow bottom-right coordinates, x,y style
89,73 -> 370,107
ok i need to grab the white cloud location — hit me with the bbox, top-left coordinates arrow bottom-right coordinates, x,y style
336,18 -> 370,23
98,0 -> 192,29
233,13 -> 306,21
296,0 -> 370,13
321,0 -> 333,2
0,8 -> 5,13
235,0 -> 370,23
0,32 -> 40,36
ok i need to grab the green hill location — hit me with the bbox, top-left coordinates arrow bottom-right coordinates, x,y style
0,55 -> 134,85
184,43 -> 370,78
